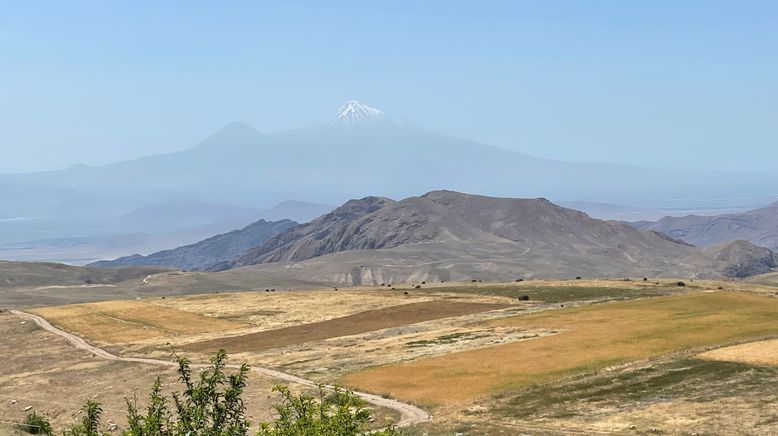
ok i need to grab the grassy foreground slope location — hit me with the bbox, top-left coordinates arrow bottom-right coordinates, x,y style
341,292 -> 778,404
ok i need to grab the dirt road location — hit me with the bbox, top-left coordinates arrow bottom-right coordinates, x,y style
10,309 -> 431,428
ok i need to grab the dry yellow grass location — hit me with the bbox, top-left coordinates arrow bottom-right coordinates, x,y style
32,300 -> 245,343
182,301 -> 510,353
30,287 -> 514,349
151,288 -> 513,332
340,292 -> 778,405
699,339 -> 778,366
0,312 -> 291,432
152,289 -> 433,330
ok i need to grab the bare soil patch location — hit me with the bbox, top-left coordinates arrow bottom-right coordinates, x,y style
183,301 -> 509,353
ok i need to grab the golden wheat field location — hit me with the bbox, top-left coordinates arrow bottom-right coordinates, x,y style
341,291 -> 778,404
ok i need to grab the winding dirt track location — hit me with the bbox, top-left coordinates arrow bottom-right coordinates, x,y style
11,309 -> 431,428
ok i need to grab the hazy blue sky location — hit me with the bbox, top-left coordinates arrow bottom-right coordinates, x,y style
1,1 -> 776,173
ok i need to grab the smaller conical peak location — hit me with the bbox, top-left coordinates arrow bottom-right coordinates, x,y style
196,121 -> 263,149
328,100 -> 384,126
205,121 -> 262,141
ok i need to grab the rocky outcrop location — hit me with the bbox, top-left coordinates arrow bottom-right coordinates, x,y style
702,240 -> 776,278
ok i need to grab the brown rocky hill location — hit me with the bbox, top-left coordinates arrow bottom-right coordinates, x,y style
701,240 -> 776,278
207,191 -> 766,283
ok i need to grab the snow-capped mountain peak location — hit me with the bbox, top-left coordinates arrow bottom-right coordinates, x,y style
329,100 -> 384,126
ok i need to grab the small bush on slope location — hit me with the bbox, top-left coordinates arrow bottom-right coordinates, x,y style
18,411 -> 53,435
64,400 -> 104,436
257,385 -> 399,436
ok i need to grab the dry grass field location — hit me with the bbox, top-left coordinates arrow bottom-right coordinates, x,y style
341,291 -> 778,405
183,301 -> 509,353
749,271 -> 778,287
30,300 -> 245,343
699,338 -> 778,366
0,312 -> 278,433
407,355 -> 778,435
13,278 -> 778,434
151,287 -> 444,330
21,285 -> 525,381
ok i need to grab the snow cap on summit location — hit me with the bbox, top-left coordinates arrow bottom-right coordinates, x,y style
329,100 -> 384,126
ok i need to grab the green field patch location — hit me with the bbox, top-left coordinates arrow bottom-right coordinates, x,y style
417,283 -> 682,304
496,358 -> 778,420
405,332 -> 489,348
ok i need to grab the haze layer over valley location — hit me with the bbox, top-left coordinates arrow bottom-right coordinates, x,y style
3,100 -> 774,213
2,100 -> 776,264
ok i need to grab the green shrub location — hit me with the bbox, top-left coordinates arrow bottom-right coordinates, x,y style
125,377 -> 170,435
18,412 -> 52,435
125,350 -> 250,436
257,385 -> 400,436
64,400 -> 104,436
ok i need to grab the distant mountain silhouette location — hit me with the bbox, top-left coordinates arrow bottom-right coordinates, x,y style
91,218 -> 297,270
633,202 -> 778,251
1,101 -> 776,221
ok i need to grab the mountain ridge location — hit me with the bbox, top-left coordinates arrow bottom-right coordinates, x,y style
204,190 -> 770,282
91,218 -> 298,270
633,202 -> 778,251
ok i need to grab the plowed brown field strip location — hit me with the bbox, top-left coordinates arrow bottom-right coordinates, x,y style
183,301 -> 509,353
